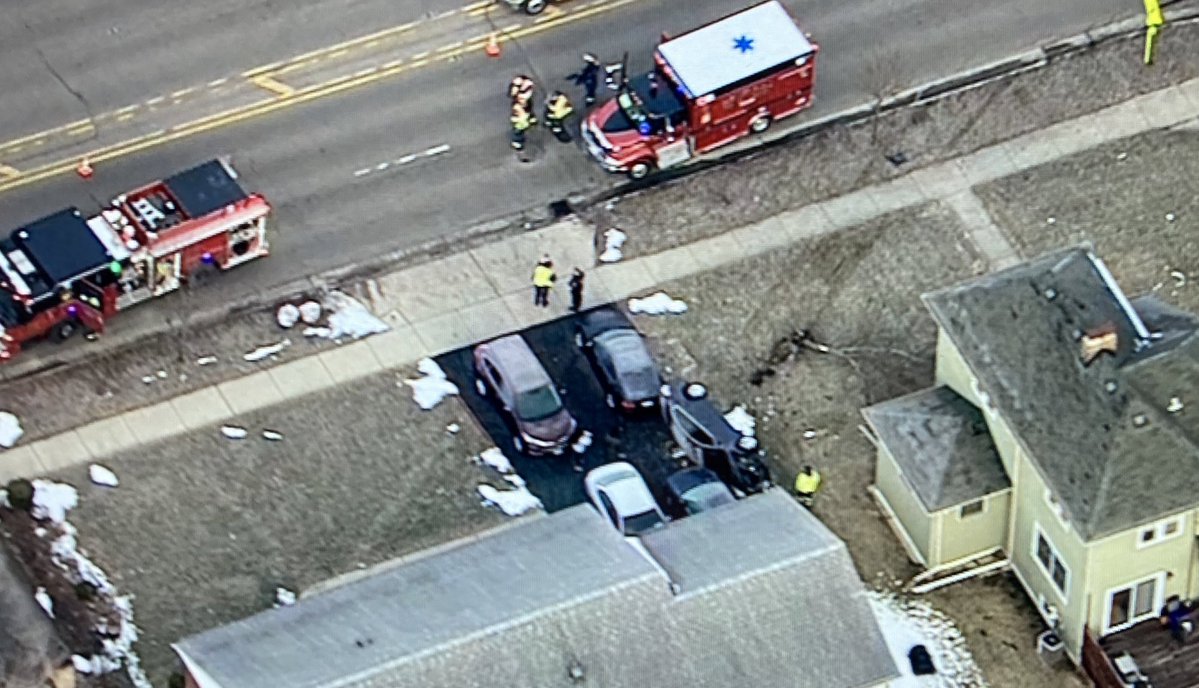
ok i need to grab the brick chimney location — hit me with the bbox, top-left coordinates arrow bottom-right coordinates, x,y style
1081,324 -> 1118,365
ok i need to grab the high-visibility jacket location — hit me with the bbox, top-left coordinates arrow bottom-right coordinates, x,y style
794,469 -> 822,496
511,108 -> 532,132
547,95 -> 573,121
532,265 -> 556,288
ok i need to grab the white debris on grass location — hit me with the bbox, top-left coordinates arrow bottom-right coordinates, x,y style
404,358 -> 460,410
88,465 -> 120,488
571,430 -> 593,454
299,301 -> 322,324
262,430 -> 284,441
276,303 -> 301,329
868,591 -> 986,688
478,483 -> 542,516
196,355 -> 218,366
320,291 -> 390,341
446,423 -> 461,435
32,480 -> 151,687
140,375 -> 155,385
274,587 -> 297,607
244,339 -> 291,362
724,405 -> 756,437
31,480 -> 78,523
0,411 -> 24,448
474,447 -> 514,474
35,586 -> 54,617
599,227 -> 627,263
220,425 -> 249,440
629,291 -> 688,316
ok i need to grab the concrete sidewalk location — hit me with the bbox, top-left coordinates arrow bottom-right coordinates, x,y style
3,78 -> 1198,483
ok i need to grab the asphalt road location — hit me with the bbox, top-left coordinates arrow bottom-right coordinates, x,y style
0,0 -> 1136,364
437,307 -> 680,512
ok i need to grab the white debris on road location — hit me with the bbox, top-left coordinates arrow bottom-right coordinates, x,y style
276,303 -> 301,328
724,405 -> 756,436
32,480 -> 151,687
869,591 -> 986,688
88,465 -> 120,488
262,430 -> 284,441
478,483 -> 542,516
321,291 -> 390,341
35,586 -> 54,618
404,358 -> 460,410
31,480 -> 78,523
274,587 -> 297,607
474,447 -> 514,474
244,339 -> 291,362
629,292 -> 688,316
299,301 -> 323,324
599,227 -> 627,263
0,411 -> 24,448
220,425 -> 249,440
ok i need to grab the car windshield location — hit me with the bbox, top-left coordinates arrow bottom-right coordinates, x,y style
683,482 -> 733,514
515,384 -> 563,421
624,509 -> 664,536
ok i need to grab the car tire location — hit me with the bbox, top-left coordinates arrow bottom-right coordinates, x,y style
475,378 -> 488,396
749,114 -> 772,134
628,161 -> 654,180
605,393 -> 616,409
53,319 -> 79,342
524,0 -> 547,14
513,434 -> 525,453
683,382 -> 708,400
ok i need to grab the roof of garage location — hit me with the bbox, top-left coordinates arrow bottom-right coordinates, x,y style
175,492 -> 898,688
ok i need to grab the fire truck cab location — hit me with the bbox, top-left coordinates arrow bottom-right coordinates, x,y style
0,159 -> 271,361
581,0 -> 818,179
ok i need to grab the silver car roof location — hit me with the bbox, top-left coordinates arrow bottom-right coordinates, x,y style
480,334 -> 554,393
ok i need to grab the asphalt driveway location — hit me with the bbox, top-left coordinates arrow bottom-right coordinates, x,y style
437,306 -> 680,512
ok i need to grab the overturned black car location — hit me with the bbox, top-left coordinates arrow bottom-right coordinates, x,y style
659,380 -> 772,495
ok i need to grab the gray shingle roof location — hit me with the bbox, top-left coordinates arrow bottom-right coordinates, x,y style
176,492 -> 898,688
862,386 -> 1010,512
923,246 -> 1199,540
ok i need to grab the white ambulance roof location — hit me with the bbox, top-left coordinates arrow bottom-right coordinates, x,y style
657,1 -> 813,98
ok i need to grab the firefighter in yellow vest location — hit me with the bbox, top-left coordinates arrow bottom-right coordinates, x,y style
544,91 -> 574,136
794,465 -> 822,507
511,103 -> 533,150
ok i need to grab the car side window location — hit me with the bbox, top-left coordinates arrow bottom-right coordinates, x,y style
677,410 -> 715,446
598,492 -> 620,527
485,360 -> 504,389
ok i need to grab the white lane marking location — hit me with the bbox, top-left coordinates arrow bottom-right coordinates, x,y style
352,144 -> 451,179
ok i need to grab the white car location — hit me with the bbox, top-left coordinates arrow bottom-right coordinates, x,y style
584,462 -> 667,537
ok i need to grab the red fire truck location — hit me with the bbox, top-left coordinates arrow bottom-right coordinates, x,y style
581,0 -> 818,179
0,159 -> 271,362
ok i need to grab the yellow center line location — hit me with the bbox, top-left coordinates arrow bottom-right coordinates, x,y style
0,0 -> 641,194
66,123 -> 95,137
251,75 -> 297,98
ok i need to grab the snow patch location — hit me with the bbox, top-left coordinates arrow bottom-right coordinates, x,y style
629,292 -> 687,316
404,358 -> 460,410
262,430 -> 284,441
478,483 -> 542,516
724,405 -> 756,437
299,301 -> 323,324
196,355 -> 218,366
35,586 -> 54,617
274,587 -> 297,607
599,228 -> 627,263
31,480 -> 78,523
321,291 -> 389,341
474,447 -> 513,475
276,303 -> 301,328
33,480 -> 151,687
446,423 -> 461,435
0,411 -> 24,448
869,591 -> 986,688
244,339 -> 291,362
88,465 -> 120,488
220,425 -> 249,440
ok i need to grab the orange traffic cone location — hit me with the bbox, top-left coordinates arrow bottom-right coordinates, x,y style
76,157 -> 94,180
485,33 -> 501,58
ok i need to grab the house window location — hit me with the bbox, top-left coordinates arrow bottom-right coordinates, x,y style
959,500 -> 985,518
1137,515 -> 1186,549
1033,525 -> 1070,598
1104,573 -> 1164,634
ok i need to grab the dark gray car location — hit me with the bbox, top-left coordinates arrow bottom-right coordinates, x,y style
660,380 -> 771,494
575,308 -> 661,412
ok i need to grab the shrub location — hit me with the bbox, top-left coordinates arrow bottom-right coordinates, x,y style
5,478 -> 33,511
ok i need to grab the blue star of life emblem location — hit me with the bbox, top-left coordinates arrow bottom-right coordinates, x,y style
733,35 -> 754,53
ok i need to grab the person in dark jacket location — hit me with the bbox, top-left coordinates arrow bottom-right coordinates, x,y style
568,268 -> 585,312
568,54 -> 600,105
